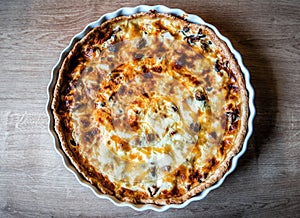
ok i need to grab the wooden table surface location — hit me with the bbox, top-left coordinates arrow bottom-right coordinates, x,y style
1,0 -> 299,217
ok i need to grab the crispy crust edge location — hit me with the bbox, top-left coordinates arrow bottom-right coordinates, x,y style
51,12 -> 249,205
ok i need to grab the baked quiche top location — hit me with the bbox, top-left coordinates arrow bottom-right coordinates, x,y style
52,12 -> 249,205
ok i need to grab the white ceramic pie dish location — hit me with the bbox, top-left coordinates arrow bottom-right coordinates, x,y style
47,5 -> 255,212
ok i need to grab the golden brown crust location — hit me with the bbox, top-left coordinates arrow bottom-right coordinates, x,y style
51,12 -> 249,205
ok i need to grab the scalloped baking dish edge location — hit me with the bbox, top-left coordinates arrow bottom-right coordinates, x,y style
46,5 -> 256,212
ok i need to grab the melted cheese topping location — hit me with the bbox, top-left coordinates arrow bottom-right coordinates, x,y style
56,13 -> 246,201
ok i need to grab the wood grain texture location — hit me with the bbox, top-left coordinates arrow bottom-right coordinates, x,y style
0,0 -> 299,217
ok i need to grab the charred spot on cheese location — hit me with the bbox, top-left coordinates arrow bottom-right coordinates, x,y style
189,169 -> 202,183
183,26 -> 190,33
82,46 -> 94,59
184,29 -> 206,45
170,130 -> 178,136
201,41 -> 210,52
207,157 -> 218,170
215,59 -> 232,77
228,69 -> 237,82
171,183 -> 187,197
97,101 -> 106,107
111,135 -> 131,152
126,113 -> 139,131
171,105 -> 178,112
69,138 -> 77,146
220,139 -> 231,156
226,108 -> 240,132
175,165 -> 189,183
151,66 -> 162,73
229,120 -> 239,131
195,90 -> 206,101
177,72 -> 201,86
142,65 -> 149,73
148,185 -> 159,197
101,27 -> 115,42
108,92 -> 116,102
173,61 -> 183,70
214,60 -> 221,72
225,103 -> 234,111
228,84 -> 239,93
226,108 -> 240,124
186,184 -> 191,191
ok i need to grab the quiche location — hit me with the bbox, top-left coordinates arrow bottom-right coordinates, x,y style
52,11 -> 249,205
